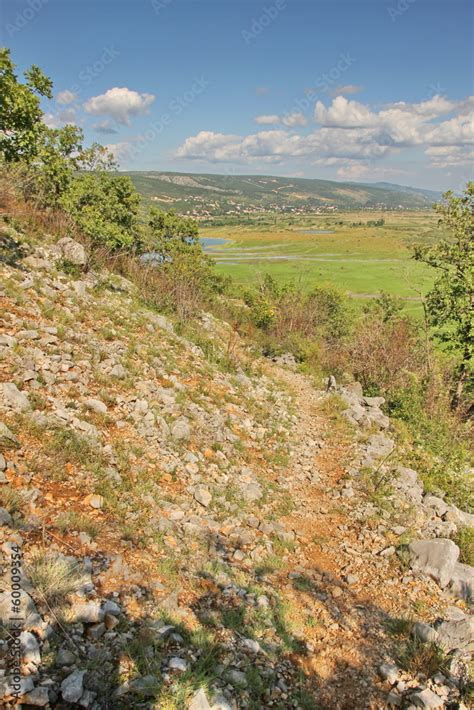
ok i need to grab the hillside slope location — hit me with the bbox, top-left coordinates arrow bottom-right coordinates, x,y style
124,171 -> 440,215
0,223 -> 472,709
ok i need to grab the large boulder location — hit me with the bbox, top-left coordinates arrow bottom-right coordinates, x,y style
448,562 -> 474,602
408,538 -> 459,588
2,382 -> 30,412
55,237 -> 87,267
436,615 -> 474,652
366,433 -> 395,458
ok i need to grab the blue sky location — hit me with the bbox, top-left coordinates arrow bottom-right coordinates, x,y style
2,0 -> 473,189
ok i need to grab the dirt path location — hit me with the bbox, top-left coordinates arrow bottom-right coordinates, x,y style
267,366 -> 446,709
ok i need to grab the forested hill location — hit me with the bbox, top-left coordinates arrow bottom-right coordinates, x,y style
124,170 -> 441,214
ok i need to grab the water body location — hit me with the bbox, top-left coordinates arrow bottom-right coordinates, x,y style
140,236 -> 229,263
200,237 -> 229,249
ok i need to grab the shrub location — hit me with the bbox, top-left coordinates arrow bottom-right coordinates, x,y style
347,313 -> 424,395
244,275 -> 349,360
61,172 -> 141,250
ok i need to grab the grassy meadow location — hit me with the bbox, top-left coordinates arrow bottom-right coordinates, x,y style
201,210 -> 442,315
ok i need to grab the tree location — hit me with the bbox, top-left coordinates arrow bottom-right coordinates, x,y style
0,47 -> 53,162
33,124 -> 84,207
61,173 -> 141,250
147,207 -> 198,248
414,183 -> 473,408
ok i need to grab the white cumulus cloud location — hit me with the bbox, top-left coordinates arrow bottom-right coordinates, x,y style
175,93 -> 474,177
84,87 -> 155,125
315,96 -> 377,128
254,114 -> 280,125
281,112 -> 307,127
56,90 -> 77,105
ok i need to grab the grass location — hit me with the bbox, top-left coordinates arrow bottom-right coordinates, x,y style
55,511 -> 100,539
0,487 -> 23,514
453,526 -> 474,566
200,211 -> 440,316
397,639 -> 448,677
386,614 -> 449,682
360,466 -> 396,513
26,552 -> 87,606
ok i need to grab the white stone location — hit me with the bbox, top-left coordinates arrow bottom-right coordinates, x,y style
2,382 -> 30,411
61,669 -> 86,703
409,538 -> 459,589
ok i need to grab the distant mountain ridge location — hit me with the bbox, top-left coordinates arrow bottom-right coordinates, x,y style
357,181 -> 441,201
124,171 -> 441,214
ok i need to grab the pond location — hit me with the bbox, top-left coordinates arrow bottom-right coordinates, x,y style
140,237 -> 230,264
200,237 -> 229,249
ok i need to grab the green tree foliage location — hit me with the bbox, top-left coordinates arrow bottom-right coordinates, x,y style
146,207 -> 199,255
244,274 -> 349,351
61,173 -> 141,250
33,125 -> 84,206
0,47 -> 53,162
414,183 -> 473,406
371,291 -> 405,322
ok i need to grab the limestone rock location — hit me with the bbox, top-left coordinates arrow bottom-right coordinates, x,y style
409,688 -> 444,708
194,486 -> 212,507
409,538 -> 459,589
189,688 -> 212,710
2,382 -> 30,412
61,669 -> 86,703
20,630 -> 41,665
169,657 -> 188,672
84,398 -> 107,414
0,507 -> 13,526
21,686 -> 50,706
84,493 -> 104,509
0,589 -> 37,628
436,615 -> 474,652
56,237 -> 87,266
69,601 -> 104,624
171,417 -> 191,441
0,422 -> 20,448
412,622 -> 439,644
448,562 -> 474,602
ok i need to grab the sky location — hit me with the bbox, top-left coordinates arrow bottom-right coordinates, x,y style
1,0 -> 473,190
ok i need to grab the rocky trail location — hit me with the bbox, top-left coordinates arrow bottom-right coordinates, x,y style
0,225 -> 472,709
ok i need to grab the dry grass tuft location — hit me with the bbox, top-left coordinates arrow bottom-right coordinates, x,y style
26,552 -> 87,606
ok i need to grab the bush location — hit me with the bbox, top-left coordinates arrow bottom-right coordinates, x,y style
347,313 -> 424,395
244,275 -> 349,359
61,172 -> 141,250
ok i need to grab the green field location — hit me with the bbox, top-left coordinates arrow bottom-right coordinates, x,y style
201,211 -> 442,315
